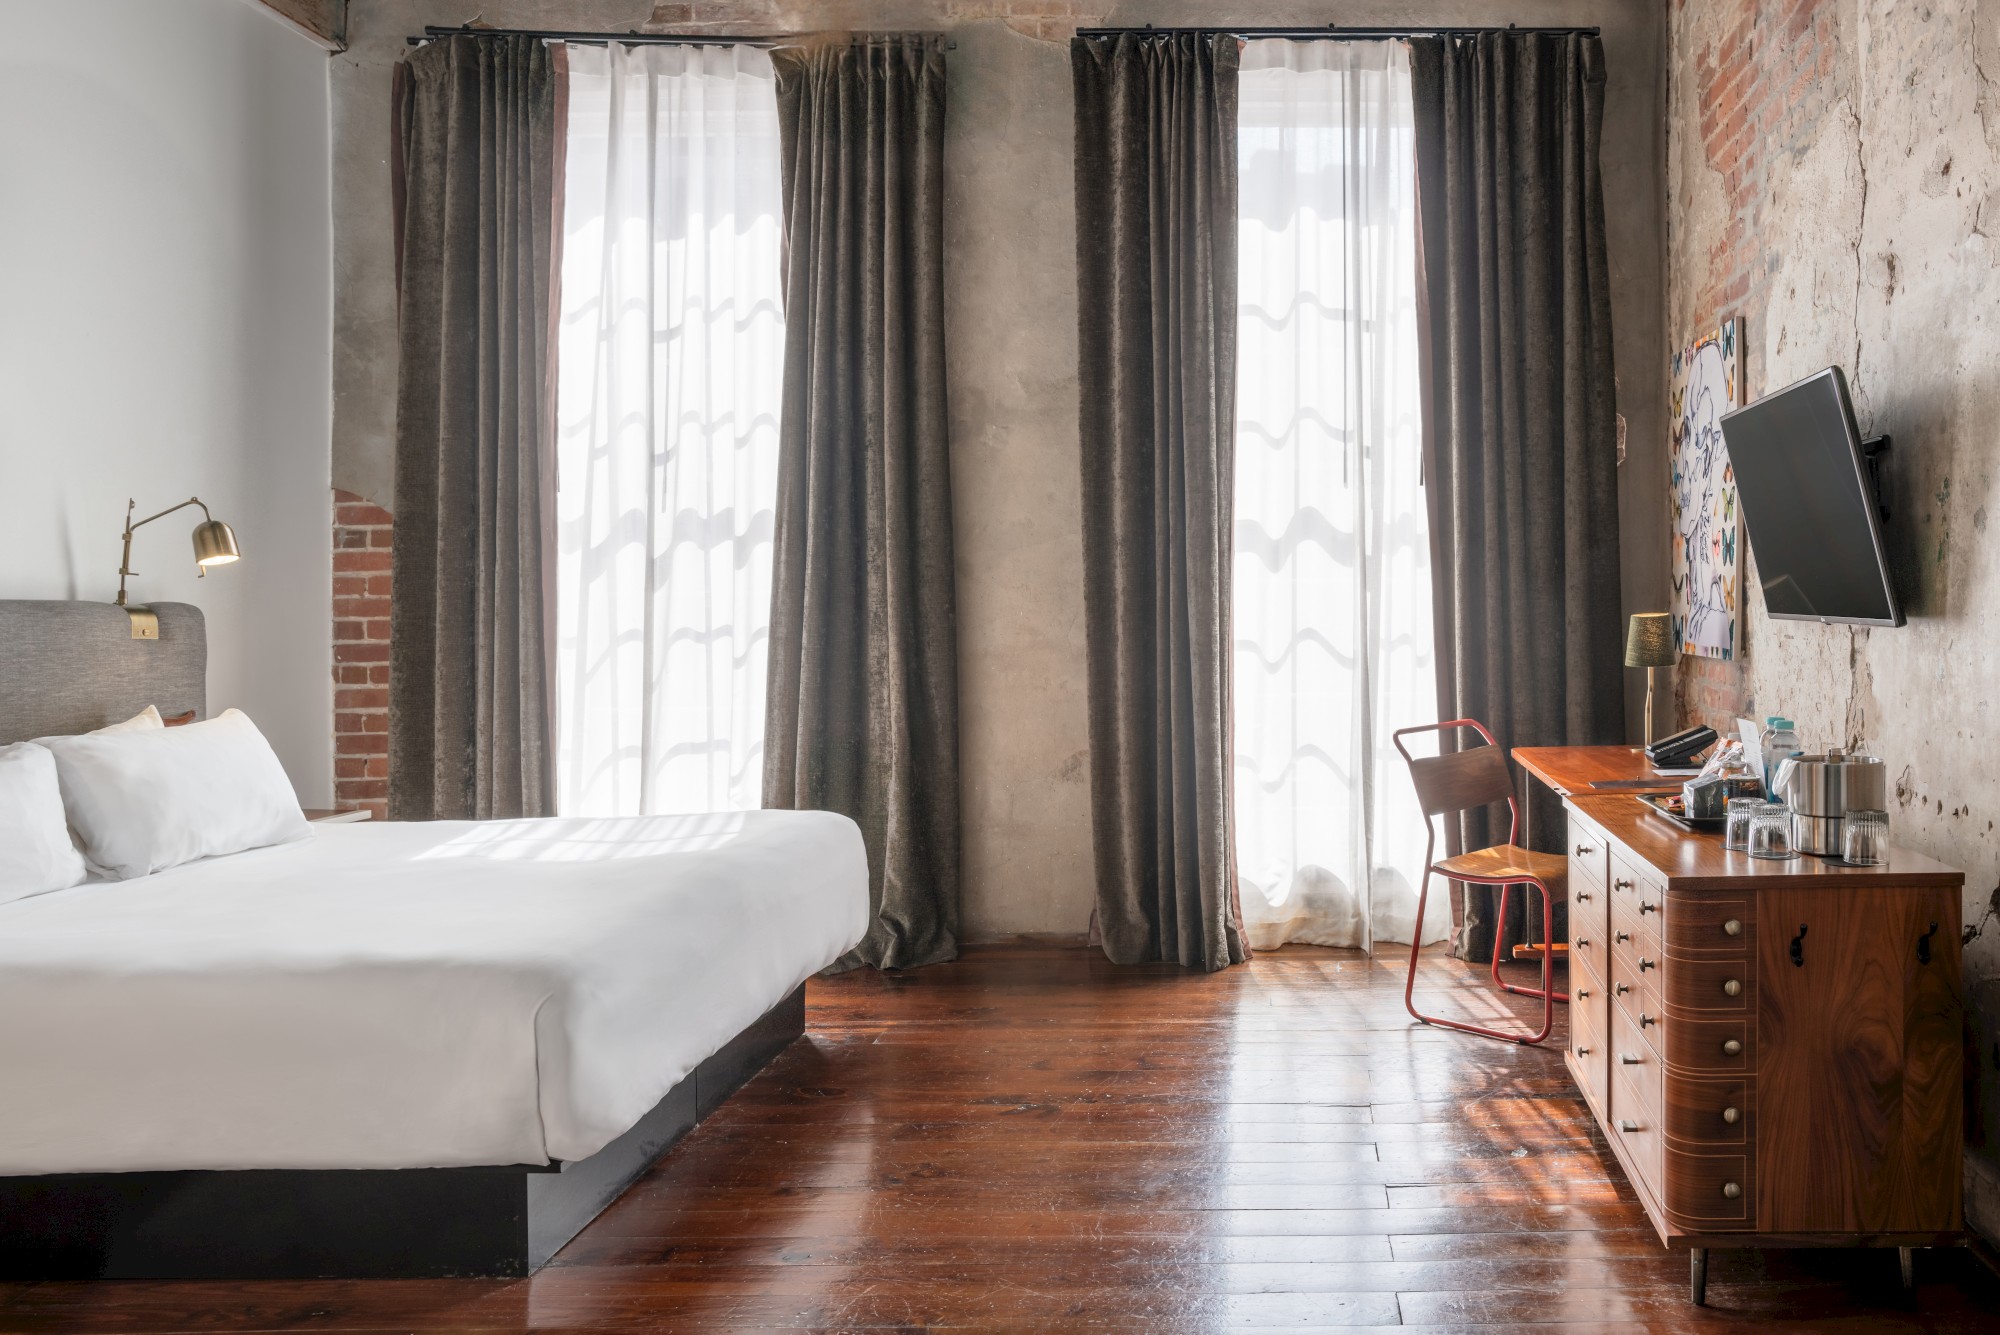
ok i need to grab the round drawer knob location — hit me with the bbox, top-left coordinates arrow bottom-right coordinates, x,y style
1722,1106 -> 1740,1125
1577,891 -> 1593,902
1576,1045 -> 1591,1057
1577,937 -> 1591,948
1723,919 -> 1742,937
1615,982 -> 1630,995
1616,930 -> 1631,943
1641,1013 -> 1657,1028
1641,900 -> 1658,915
1722,1182 -> 1742,1200
1576,845 -> 1595,856
1722,978 -> 1742,997
1619,1119 -> 1641,1134
1576,988 -> 1592,999
1615,878 -> 1634,890
1722,1038 -> 1743,1056
1640,957 -> 1657,971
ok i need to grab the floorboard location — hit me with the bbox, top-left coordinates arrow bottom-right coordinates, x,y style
5,943 -> 1996,1331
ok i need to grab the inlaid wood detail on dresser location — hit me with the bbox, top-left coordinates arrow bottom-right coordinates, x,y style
1560,794 -> 1965,1270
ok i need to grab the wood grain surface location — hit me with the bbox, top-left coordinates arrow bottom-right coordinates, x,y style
0,945 -> 1992,1331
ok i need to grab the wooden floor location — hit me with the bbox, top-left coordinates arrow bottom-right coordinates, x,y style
4,943 -> 1997,1332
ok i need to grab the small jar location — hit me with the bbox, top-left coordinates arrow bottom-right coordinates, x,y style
1747,803 -> 1797,860
1724,796 -> 1762,851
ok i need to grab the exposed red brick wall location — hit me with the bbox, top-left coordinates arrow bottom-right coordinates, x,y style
1668,0 -> 1841,734
332,489 -> 391,819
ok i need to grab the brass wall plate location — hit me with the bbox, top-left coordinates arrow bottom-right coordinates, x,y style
126,605 -> 160,640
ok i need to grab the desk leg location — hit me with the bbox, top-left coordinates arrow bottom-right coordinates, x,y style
1690,1248 -> 1708,1305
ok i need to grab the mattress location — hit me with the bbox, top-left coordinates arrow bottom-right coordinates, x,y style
0,811 -> 867,1174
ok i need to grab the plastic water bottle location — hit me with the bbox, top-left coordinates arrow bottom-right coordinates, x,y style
1760,717 -> 1801,800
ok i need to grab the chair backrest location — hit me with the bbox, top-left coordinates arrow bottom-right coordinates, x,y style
1392,720 -> 1520,835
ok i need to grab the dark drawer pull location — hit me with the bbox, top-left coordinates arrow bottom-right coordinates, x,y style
1576,936 -> 1591,948
1619,1119 -> 1641,1134
1639,957 -> 1656,971
1614,982 -> 1631,996
1576,891 -> 1593,902
1576,845 -> 1596,856
1640,1013 -> 1657,1028
1791,923 -> 1808,968
1615,930 -> 1631,943
1576,1045 -> 1591,1057
1918,920 -> 1938,965
1615,878 -> 1634,890
1640,900 -> 1658,915
1619,1052 -> 1642,1066
1575,987 -> 1592,999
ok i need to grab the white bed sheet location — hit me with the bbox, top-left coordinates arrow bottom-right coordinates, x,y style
0,811 -> 867,1174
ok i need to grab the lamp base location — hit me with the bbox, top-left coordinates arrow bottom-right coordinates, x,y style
1643,667 -> 1658,748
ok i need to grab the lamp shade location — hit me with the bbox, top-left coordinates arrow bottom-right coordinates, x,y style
192,519 -> 240,567
1624,612 -> 1675,668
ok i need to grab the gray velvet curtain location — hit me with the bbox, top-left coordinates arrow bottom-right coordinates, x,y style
389,34 -> 564,821
765,36 -> 960,972
1408,33 -> 1624,964
1071,33 -> 1248,972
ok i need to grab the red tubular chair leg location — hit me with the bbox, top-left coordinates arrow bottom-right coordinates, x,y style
1491,878 -> 1570,1005
1404,868 -> 1557,1047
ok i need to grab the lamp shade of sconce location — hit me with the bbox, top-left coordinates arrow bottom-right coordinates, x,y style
1624,611 -> 1676,668
193,519 -> 240,567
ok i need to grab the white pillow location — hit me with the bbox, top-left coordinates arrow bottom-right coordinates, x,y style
95,705 -> 165,734
0,743 -> 90,904
39,709 -> 310,880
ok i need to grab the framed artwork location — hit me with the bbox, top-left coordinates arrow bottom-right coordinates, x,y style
1669,316 -> 1744,661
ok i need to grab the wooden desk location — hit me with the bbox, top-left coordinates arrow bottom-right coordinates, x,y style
1515,743 -> 1687,796
1516,746 -> 1966,1304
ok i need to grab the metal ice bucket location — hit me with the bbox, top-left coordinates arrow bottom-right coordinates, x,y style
1772,750 -> 1888,855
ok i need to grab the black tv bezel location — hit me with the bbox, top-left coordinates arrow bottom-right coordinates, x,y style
1718,365 -> 1905,629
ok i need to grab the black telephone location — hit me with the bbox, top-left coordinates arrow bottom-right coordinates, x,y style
1645,724 -> 1716,769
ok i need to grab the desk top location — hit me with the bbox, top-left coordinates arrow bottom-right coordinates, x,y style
1512,744 -> 1684,796
1565,793 -> 1963,891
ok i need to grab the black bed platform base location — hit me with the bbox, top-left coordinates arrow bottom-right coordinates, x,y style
0,985 -> 806,1280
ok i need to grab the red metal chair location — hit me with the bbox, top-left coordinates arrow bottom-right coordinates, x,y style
1392,719 -> 1566,1046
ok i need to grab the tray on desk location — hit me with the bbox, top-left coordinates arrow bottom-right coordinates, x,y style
1634,791 -> 1725,830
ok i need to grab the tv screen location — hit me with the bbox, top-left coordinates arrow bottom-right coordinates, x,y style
1718,366 -> 1903,627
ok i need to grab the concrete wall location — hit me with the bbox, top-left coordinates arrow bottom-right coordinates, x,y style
1666,0 -> 2000,1241
332,0 -> 1665,939
0,0 -> 334,804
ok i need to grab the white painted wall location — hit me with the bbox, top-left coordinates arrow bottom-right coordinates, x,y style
0,0 -> 335,803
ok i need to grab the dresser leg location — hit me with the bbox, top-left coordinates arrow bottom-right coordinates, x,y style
1899,1246 -> 1916,1292
1690,1248 -> 1708,1306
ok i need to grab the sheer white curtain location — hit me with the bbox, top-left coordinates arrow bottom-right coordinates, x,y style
1233,39 -> 1446,951
554,43 -> 784,816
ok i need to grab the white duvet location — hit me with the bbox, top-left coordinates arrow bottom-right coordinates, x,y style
0,812 -> 867,1174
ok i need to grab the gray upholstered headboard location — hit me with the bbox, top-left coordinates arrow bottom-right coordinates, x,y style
0,601 -> 206,745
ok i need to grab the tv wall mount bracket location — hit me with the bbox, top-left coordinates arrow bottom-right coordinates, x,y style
1861,434 -> 1891,523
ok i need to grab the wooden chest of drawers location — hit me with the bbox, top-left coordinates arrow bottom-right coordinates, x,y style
1561,796 -> 1965,1256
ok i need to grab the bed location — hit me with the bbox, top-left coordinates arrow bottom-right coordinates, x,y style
0,600 -> 868,1278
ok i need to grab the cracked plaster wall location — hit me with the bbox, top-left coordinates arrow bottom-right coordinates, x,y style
1668,0 -> 2000,1241
331,1 -> 1665,941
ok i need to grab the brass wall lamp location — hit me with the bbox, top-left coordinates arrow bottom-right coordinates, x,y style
115,496 -> 242,639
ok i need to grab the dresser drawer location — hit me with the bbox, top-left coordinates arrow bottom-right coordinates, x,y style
1608,850 -> 1662,947
1567,815 -> 1611,939
1664,1071 -> 1752,1147
1664,1146 -> 1753,1228
1664,892 -> 1753,957
1571,915 -> 1609,983
1664,954 -> 1753,1015
1609,1003 -> 1664,1193
1663,1012 -> 1753,1072
1566,952 -> 1609,1119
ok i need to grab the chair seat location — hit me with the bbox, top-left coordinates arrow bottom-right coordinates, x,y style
1431,843 -> 1567,885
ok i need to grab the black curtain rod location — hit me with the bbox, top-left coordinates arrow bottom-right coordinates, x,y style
1073,24 -> 1599,39
408,25 -> 951,48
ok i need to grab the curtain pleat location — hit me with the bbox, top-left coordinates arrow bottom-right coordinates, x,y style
765,36 -> 960,972
1072,33 -> 1247,971
390,34 -> 563,821
1408,33 -> 1624,963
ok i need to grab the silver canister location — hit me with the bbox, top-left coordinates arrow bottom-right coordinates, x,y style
1772,750 -> 1889,855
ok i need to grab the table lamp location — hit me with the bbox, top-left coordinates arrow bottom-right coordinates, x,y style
1625,612 -> 1676,746
114,496 -> 242,639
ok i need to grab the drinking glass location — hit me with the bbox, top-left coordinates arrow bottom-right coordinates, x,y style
1842,809 -> 1889,866
1724,797 -> 1762,851
1748,803 -> 1796,860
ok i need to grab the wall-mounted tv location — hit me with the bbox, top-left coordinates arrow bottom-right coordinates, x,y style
1718,366 -> 1903,627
